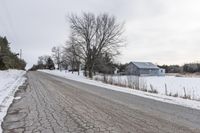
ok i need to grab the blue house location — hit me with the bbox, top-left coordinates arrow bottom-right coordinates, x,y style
126,62 -> 165,76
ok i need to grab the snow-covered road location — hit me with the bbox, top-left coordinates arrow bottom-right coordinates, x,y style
0,70 -> 26,133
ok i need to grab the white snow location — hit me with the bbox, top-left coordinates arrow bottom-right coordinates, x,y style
14,97 -> 21,100
142,76 -> 200,99
39,70 -> 200,110
0,70 -> 26,133
94,75 -> 200,100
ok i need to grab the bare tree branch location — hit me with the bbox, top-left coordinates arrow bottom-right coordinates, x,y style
66,12 -> 125,78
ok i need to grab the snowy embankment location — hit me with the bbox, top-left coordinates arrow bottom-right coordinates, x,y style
39,70 -> 200,110
0,70 -> 26,133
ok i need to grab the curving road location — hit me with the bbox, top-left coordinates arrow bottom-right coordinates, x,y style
2,71 -> 200,133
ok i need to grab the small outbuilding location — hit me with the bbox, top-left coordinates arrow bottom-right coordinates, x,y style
126,62 -> 165,76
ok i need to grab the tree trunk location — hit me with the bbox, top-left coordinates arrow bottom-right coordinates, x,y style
72,63 -> 74,74
78,64 -> 80,75
57,63 -> 60,70
84,64 -> 87,77
88,63 -> 94,78
88,67 -> 93,78
85,57 -> 94,78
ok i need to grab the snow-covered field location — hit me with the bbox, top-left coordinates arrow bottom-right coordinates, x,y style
39,70 -> 200,110
0,70 -> 26,133
94,75 -> 200,100
143,76 -> 200,99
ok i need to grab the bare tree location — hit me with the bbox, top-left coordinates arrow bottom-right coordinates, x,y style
63,40 -> 81,74
36,55 -> 51,69
38,55 -> 50,66
52,46 -> 62,70
68,12 -> 125,78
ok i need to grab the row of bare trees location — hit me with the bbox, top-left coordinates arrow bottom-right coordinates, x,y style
64,13 -> 125,78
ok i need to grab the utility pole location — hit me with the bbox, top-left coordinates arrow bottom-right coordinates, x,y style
20,49 -> 22,59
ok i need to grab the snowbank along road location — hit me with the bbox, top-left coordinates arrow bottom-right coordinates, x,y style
2,71 -> 200,133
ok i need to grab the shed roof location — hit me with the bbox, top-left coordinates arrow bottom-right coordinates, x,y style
131,62 -> 159,69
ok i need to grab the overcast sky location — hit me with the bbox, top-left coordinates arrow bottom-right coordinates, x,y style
0,0 -> 200,68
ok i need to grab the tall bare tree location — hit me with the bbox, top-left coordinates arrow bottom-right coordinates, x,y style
52,46 -> 62,70
68,13 -> 125,78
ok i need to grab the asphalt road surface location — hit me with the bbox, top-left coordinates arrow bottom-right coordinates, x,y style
2,71 -> 200,133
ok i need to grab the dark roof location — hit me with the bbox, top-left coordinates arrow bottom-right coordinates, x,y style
131,62 -> 159,69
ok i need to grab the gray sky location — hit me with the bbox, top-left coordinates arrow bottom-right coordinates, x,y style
0,0 -> 200,68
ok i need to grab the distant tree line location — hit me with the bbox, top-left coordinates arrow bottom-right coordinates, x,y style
29,55 -> 55,71
0,36 -> 26,70
183,63 -> 200,73
159,63 -> 200,73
